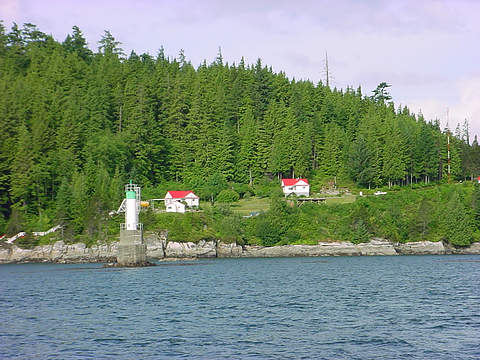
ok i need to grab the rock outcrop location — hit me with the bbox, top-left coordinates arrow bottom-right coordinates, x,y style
393,241 -> 446,255
144,231 -> 167,259
449,242 -> 480,255
216,242 -> 244,257
165,240 -> 216,258
1,234 -> 479,264
0,241 -> 117,264
241,238 -> 397,257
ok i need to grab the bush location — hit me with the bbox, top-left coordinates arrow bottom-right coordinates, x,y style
255,216 -> 282,246
15,234 -> 39,249
351,219 -> 370,244
270,187 -> 284,198
215,215 -> 244,244
253,179 -> 278,198
231,183 -> 252,198
217,189 -> 240,203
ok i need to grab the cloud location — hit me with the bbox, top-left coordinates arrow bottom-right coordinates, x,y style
0,0 -> 20,25
402,75 -> 480,140
453,77 -> 480,139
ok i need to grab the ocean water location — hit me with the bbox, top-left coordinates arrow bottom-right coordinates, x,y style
1,256 -> 479,359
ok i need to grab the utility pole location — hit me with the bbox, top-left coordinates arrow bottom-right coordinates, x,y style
324,51 -> 330,88
448,131 -> 451,184
447,108 -> 451,184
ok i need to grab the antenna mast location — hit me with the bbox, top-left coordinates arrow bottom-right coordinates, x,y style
447,108 -> 451,184
325,51 -> 330,88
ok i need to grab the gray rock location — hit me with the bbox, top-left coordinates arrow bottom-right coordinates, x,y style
1,237 -> 480,264
165,240 -> 216,258
144,231 -> 167,259
217,242 -> 243,257
0,241 -> 117,264
394,241 -> 445,255
241,239 -> 397,257
450,242 -> 480,255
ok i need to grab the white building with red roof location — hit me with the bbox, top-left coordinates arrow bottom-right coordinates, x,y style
164,191 -> 199,213
281,178 -> 310,197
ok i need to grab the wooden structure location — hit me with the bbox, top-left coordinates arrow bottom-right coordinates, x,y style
296,198 -> 326,206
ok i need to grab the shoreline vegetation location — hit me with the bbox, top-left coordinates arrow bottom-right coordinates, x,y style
3,182 -> 480,264
1,23 -> 480,256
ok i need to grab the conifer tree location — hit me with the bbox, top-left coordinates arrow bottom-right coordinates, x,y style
10,123 -> 34,210
0,22 -> 477,236
441,191 -> 473,246
383,118 -> 406,187
236,103 -> 257,184
63,26 -> 92,61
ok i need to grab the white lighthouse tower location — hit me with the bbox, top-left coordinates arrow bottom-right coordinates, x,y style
124,181 -> 141,230
117,181 -> 148,266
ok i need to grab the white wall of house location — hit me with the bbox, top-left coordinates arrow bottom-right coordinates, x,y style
282,181 -> 309,197
184,194 -> 199,207
166,201 -> 186,213
164,195 -> 175,206
283,186 -> 296,196
164,192 -> 199,210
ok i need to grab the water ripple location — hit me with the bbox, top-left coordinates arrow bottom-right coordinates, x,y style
1,256 -> 479,359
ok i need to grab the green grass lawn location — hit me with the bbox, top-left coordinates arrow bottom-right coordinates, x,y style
323,194 -> 357,205
229,196 -> 271,215
219,194 -> 357,215
206,194 -> 357,215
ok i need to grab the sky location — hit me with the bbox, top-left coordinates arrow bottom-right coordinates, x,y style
2,0 -> 480,139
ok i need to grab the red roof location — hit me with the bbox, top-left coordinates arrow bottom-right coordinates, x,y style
166,190 -> 198,199
281,178 -> 309,186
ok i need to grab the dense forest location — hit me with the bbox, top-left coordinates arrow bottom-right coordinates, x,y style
1,22 -> 480,238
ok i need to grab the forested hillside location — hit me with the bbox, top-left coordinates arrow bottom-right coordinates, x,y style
1,23 -> 480,236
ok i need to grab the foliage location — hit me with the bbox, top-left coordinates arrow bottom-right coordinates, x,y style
0,23 -> 478,245
243,184 -> 477,246
230,183 -> 252,198
440,190 -> 473,246
216,189 -> 240,203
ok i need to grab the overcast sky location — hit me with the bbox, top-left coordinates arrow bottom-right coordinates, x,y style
2,0 -> 480,139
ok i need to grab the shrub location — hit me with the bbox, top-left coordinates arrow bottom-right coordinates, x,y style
253,179 -> 278,198
351,219 -> 370,244
215,215 -> 244,244
255,217 -> 282,246
231,183 -> 252,198
15,234 -> 39,249
217,189 -> 240,203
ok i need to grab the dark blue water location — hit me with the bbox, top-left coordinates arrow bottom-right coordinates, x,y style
1,256 -> 479,359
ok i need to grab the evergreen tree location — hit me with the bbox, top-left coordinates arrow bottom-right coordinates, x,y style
441,191 -> 473,246
409,197 -> 433,240
382,118 -> 406,187
98,30 -> 124,57
319,124 -> 345,179
348,136 -> 375,187
236,103 -> 257,184
0,22 -> 477,239
10,123 -> 34,210
472,183 -> 480,229
63,26 -> 92,61
371,82 -> 392,104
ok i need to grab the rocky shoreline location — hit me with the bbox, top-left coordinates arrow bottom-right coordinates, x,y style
1,232 -> 479,264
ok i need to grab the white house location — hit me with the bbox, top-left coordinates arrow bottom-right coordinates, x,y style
166,201 -> 186,213
281,178 -> 310,197
164,191 -> 199,213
